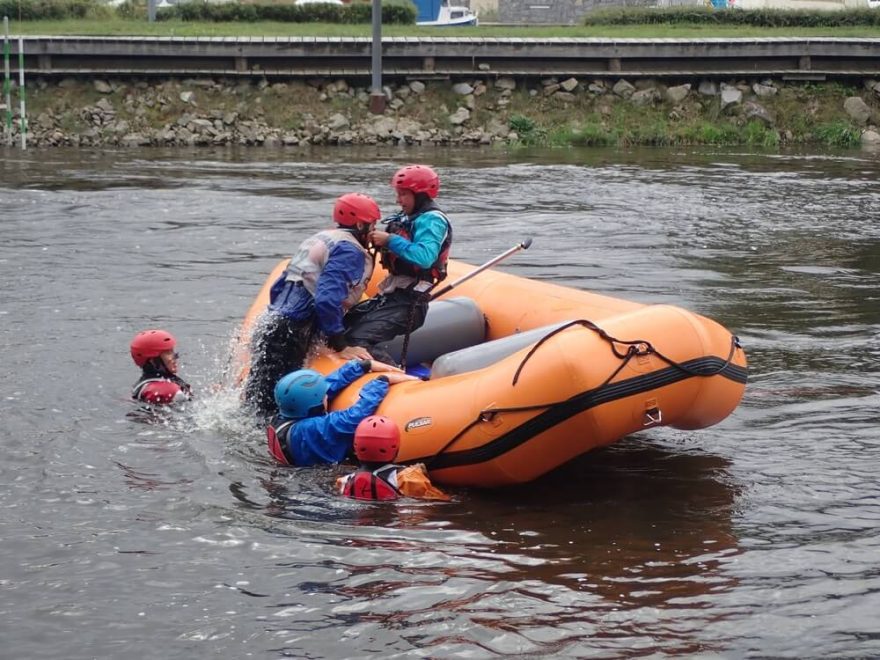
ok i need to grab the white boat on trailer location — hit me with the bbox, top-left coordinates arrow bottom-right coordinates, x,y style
414,0 -> 479,26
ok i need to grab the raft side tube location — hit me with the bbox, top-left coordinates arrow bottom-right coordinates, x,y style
377,297 -> 486,366
431,320 -> 576,379
660,306 -> 748,429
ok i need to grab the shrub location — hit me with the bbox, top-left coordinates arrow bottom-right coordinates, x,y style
155,0 -> 415,24
583,6 -> 880,27
813,120 -> 861,147
0,0 -> 111,20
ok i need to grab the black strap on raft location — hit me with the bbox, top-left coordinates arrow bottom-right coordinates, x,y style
512,319 -> 741,386
424,319 -> 742,469
397,288 -> 429,370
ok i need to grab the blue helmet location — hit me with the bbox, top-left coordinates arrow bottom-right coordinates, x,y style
274,369 -> 329,419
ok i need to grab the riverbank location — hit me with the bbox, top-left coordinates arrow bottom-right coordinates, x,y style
5,75 -> 880,149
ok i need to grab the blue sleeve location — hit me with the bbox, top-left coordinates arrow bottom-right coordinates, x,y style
288,378 -> 390,466
325,360 -> 367,400
313,242 -> 367,336
386,212 -> 448,269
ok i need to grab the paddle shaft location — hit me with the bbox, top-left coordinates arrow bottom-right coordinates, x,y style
429,237 -> 532,301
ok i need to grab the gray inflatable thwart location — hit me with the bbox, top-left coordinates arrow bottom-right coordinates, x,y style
431,320 -> 575,379
378,297 -> 486,366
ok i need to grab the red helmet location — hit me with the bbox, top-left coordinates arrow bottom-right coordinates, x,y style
353,415 -> 400,463
391,165 -> 440,199
130,329 -> 176,367
333,193 -> 381,227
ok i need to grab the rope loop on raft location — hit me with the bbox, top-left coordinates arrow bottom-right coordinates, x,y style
512,319 -> 740,387
424,320 -> 741,468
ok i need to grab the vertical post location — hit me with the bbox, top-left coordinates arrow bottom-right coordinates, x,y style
17,35 -> 25,149
3,16 -> 11,147
368,0 -> 385,114
148,0 -> 156,23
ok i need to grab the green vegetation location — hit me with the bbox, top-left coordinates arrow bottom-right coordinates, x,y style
154,0 -> 415,24
8,18 -> 880,37
7,1 -> 875,150
22,76 -> 869,150
584,6 -> 880,27
813,120 -> 862,147
0,0 -> 416,25
498,81 -> 870,149
4,0 -> 880,36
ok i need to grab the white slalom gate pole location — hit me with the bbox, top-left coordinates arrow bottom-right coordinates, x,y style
3,17 -> 11,147
18,35 -> 25,149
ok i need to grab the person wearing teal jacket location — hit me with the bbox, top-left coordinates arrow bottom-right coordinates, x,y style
344,164 -> 453,365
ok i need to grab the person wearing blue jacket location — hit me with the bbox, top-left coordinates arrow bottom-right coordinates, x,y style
343,164 -> 453,366
266,359 -> 417,467
244,193 -> 381,416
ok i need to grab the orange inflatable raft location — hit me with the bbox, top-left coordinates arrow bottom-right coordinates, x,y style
235,258 -> 747,488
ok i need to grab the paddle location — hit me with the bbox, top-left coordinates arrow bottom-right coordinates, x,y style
429,237 -> 533,301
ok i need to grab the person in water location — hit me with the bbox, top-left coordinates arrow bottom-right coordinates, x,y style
343,164 -> 452,365
244,193 -> 381,417
337,415 -> 449,501
266,359 -> 417,467
130,329 -> 192,405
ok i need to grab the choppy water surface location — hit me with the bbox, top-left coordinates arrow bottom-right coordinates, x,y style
1,146 -> 878,658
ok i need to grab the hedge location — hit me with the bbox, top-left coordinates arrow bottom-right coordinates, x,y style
157,1 -> 416,24
583,6 -> 880,27
0,0 -> 111,19
0,0 -> 416,23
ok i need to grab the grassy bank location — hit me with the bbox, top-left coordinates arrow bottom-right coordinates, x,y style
7,18 -> 880,37
16,76 -> 874,150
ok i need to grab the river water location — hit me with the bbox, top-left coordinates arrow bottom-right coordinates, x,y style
1,145 -> 878,658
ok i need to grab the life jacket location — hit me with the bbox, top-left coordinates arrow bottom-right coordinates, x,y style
381,203 -> 452,285
131,374 -> 192,405
267,418 -> 296,465
340,464 -> 401,501
284,229 -> 373,311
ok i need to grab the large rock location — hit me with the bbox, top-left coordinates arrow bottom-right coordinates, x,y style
94,80 -> 113,94
486,117 -> 510,138
612,79 -> 635,99
495,77 -> 516,91
367,116 -> 397,136
698,80 -> 718,96
327,113 -> 349,130
95,97 -> 114,113
720,87 -> 743,111
861,129 -> 880,147
396,117 -> 423,137
752,82 -> 778,98
665,84 -> 691,104
121,133 -> 150,146
744,101 -> 774,126
448,107 -> 470,125
452,82 -> 474,95
631,88 -> 660,106
844,97 -> 871,126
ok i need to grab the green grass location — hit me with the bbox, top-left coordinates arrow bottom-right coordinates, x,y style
9,17 -> 880,37
813,119 -> 862,147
